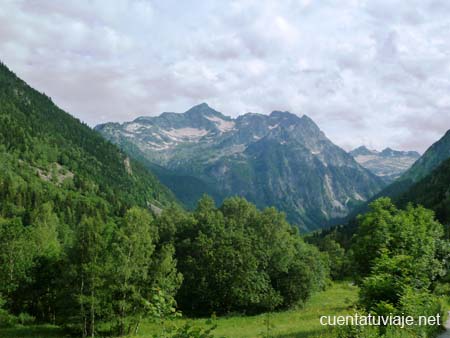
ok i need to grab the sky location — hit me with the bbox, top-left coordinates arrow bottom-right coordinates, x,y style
2,0 -> 450,152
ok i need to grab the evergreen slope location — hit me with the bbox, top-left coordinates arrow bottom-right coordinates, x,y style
0,62 -> 182,335
396,156 -> 450,225
0,62 -> 176,211
402,130 -> 450,182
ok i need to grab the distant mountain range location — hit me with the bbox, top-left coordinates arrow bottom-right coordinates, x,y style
380,129 -> 450,199
344,129 -> 450,224
96,103 -> 385,231
349,146 -> 420,182
2,58 -> 448,233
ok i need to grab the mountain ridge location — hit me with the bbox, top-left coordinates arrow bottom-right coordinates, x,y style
96,103 -> 385,231
349,145 -> 420,182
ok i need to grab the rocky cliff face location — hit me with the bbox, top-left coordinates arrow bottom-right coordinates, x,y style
350,146 -> 420,182
96,103 -> 385,231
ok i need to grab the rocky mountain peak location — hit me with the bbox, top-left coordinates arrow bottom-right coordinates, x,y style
350,146 -> 377,157
269,110 -> 298,120
380,147 -> 398,157
97,104 -> 385,231
185,102 -> 224,118
380,147 -> 420,158
350,145 -> 420,182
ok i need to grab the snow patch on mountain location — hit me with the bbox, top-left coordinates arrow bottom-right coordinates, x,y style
162,127 -> 209,141
142,141 -> 171,151
125,123 -> 143,132
205,115 -> 235,132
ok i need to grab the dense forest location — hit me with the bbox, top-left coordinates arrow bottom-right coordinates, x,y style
0,62 -> 449,338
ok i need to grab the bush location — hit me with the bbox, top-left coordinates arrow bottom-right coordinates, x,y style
17,312 -> 35,325
336,324 -> 431,338
336,325 -> 379,338
0,311 -> 17,328
154,320 -> 220,338
399,288 -> 443,337
166,196 -> 330,315
169,322 -> 217,338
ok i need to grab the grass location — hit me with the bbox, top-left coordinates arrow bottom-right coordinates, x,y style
0,282 -> 358,338
136,282 -> 358,338
0,324 -> 67,337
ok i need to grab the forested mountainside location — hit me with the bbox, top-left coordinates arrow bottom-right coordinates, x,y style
396,156 -> 450,226
96,103 -> 384,231
349,146 -> 420,182
0,62 -> 181,333
402,130 -> 450,183
0,62 -> 176,210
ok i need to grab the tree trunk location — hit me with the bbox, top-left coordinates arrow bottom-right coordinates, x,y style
81,274 -> 87,338
90,289 -> 95,338
134,315 -> 142,335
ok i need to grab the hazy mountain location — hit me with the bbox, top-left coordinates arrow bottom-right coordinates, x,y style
347,129 -> 450,221
96,103 -> 384,231
349,146 -> 420,182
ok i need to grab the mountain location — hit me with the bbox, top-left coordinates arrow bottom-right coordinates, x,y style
96,103 -> 385,231
396,156 -> 450,225
349,146 -> 420,182
389,129 -> 450,217
343,129 -> 450,226
400,130 -> 450,183
373,130 -> 450,199
0,61 -> 176,216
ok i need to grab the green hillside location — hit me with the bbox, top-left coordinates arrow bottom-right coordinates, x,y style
377,129 -> 450,201
0,62 -> 176,211
396,156 -> 450,225
0,62 -> 181,334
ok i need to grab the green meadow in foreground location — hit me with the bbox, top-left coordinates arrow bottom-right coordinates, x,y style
135,282 -> 358,338
0,282 -> 357,338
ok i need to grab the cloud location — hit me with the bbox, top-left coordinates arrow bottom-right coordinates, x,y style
1,0 -> 450,152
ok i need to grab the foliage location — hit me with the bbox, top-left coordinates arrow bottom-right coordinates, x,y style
158,196 -> 330,315
352,198 -> 444,281
0,63 -> 179,336
397,155 -> 450,225
0,60 -> 447,338
351,198 -> 446,337
163,321 -> 218,338
307,232 -> 351,280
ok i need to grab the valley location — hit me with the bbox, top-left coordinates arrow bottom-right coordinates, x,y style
0,27 -> 449,337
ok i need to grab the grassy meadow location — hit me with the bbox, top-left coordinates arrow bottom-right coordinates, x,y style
0,282 -> 358,338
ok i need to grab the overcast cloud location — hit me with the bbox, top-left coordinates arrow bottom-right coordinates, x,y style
2,0 -> 450,152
